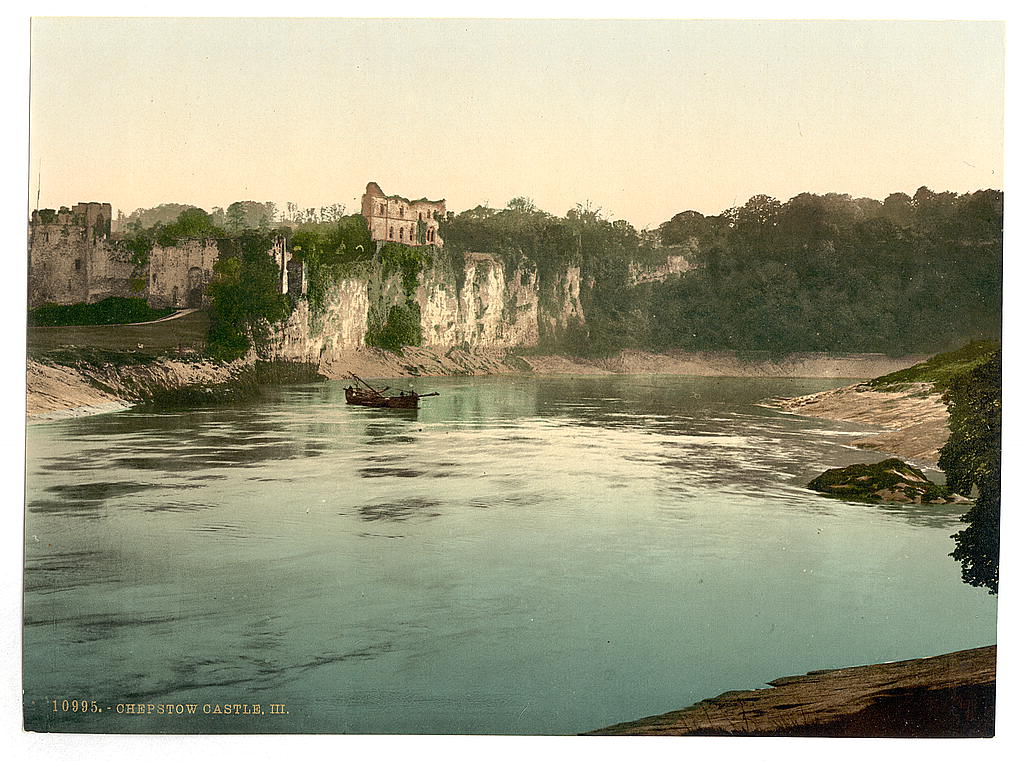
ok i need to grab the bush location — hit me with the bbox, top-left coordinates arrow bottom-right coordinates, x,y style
206,232 -> 292,361
939,350 -> 1001,593
365,303 -> 422,353
28,297 -> 174,327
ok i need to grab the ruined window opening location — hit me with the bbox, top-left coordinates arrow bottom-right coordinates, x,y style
389,227 -> 394,239
379,203 -> 385,215
399,206 -> 404,217
399,227 -> 404,240
74,259 -> 81,271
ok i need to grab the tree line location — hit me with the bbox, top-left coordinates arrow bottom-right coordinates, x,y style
118,200 -> 348,235
113,184 -> 1002,361
440,187 -> 1001,357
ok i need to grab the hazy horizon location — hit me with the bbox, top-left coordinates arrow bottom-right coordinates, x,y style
29,18 -> 1004,229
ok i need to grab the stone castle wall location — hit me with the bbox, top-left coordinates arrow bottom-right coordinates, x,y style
361,181 -> 444,247
28,203 -> 293,310
28,203 -> 119,305
147,239 -> 221,309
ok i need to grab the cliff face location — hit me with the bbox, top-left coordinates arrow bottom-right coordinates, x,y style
266,252 -> 584,373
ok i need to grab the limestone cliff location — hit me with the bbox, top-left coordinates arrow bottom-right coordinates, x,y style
265,251 -> 584,375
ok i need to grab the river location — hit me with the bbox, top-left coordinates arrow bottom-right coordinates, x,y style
23,375 -> 997,734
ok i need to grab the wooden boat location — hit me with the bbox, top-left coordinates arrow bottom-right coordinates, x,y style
344,373 -> 438,409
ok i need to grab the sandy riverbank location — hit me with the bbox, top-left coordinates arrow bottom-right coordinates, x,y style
315,347 -> 927,381
27,347 -> 930,425
589,645 -> 995,737
26,355 -> 248,423
776,381 -> 949,467
521,350 -> 929,379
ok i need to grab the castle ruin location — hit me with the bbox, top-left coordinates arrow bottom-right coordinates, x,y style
28,182 -> 440,311
361,182 -> 444,247
28,203 -> 298,310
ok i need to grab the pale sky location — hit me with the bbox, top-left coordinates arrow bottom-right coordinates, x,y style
29,18 -> 1004,229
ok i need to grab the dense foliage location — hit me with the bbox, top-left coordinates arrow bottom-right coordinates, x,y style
28,297 -> 174,327
938,350 -> 1001,594
644,188 -> 1001,355
364,303 -> 423,352
289,215 -> 374,322
380,242 -> 433,299
442,188 -> 1001,356
866,340 -> 999,390
206,231 -> 292,361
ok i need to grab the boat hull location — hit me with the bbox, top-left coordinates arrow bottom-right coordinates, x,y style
345,387 -> 420,409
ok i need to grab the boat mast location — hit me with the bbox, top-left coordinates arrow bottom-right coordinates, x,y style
348,372 -> 382,394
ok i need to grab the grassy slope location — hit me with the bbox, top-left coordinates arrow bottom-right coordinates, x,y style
27,310 -> 210,356
865,340 -> 999,391
28,297 -> 176,327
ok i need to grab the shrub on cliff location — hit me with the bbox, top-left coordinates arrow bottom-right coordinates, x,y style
206,232 -> 291,361
364,303 -> 422,353
939,350 -> 1001,594
290,214 -> 373,322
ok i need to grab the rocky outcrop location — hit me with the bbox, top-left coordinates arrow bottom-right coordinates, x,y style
807,458 -> 968,504
628,253 -> 693,285
777,381 -> 949,467
265,252 -> 585,378
589,646 -> 995,737
419,253 -> 541,347
26,351 -> 250,423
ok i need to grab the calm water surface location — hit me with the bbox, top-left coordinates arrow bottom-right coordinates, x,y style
23,375 -> 996,734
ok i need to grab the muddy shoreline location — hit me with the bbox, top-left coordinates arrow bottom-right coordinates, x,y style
26,348 -> 928,424
775,381 -> 950,468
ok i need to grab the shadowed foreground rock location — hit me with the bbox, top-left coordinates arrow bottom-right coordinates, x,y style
808,458 -> 969,505
588,645 -> 995,737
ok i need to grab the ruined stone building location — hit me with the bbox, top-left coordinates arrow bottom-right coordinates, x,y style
28,202 -> 299,310
361,182 -> 445,247
27,202 -> 135,306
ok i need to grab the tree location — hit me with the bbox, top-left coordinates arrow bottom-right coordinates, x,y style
938,350 -> 1001,593
659,210 -> 708,246
881,192 -> 914,226
225,202 -> 248,233
506,196 -> 537,214
206,231 -> 291,360
734,194 -> 781,249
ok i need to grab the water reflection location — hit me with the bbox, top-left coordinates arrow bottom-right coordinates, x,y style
357,497 -> 443,522
23,374 -> 992,735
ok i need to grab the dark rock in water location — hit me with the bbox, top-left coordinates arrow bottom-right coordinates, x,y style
808,458 -> 968,505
